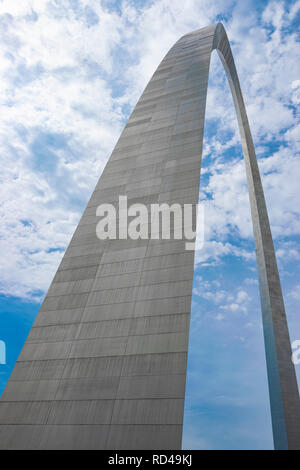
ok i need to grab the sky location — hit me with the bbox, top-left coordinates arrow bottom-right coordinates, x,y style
0,0 -> 299,450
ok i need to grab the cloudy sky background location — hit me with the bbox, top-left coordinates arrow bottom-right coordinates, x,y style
0,0 -> 299,449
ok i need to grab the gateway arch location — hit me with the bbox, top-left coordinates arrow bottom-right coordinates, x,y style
0,23 -> 299,450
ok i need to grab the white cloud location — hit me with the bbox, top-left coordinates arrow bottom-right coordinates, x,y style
216,313 -> 224,321
288,284 -> 300,301
0,0 -> 299,299
244,278 -> 258,286
193,278 -> 251,317
220,289 -> 251,314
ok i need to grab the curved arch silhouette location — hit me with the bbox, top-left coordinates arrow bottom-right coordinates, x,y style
0,24 -> 299,450
204,23 -> 299,450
